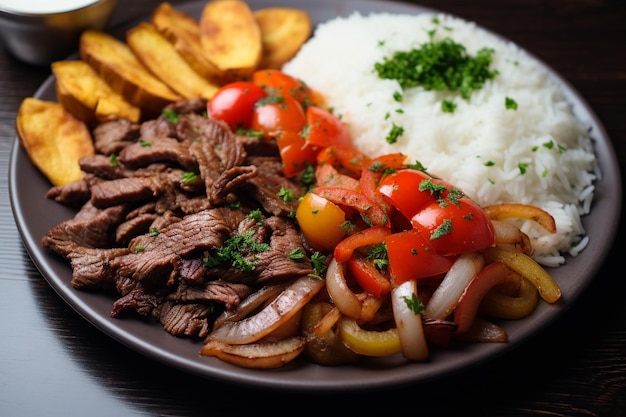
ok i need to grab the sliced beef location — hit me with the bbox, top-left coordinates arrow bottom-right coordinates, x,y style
68,247 -> 130,290
92,118 -> 140,155
42,204 -> 127,257
153,300 -> 212,338
118,137 -> 198,171
170,280 -> 251,311
45,177 -> 91,207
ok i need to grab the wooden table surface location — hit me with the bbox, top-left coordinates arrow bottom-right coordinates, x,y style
1,1 -> 624,416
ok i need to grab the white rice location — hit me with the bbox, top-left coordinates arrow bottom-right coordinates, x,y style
283,12 -> 598,266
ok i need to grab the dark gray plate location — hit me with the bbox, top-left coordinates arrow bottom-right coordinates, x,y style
9,0 -> 622,392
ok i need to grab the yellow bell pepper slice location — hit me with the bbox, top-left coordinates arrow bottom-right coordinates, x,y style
338,317 -> 401,357
483,246 -> 561,303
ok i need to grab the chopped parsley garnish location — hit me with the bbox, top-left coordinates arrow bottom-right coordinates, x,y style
386,123 -> 404,144
162,109 -> 180,124
277,187 -> 295,202
109,153 -> 119,167
287,248 -> 305,261
140,140 -> 152,147
246,209 -> 264,224
442,99 -> 457,113
149,227 -> 160,237
181,171 -> 198,184
309,252 -> 327,277
431,218 -> 453,240
203,231 -> 270,272
373,33 -> 498,99
518,162 -> 530,175
505,97 -> 518,110
404,293 -> 425,314
367,242 -> 389,271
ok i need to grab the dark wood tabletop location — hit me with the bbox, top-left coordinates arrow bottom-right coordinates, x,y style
1,0 -> 624,416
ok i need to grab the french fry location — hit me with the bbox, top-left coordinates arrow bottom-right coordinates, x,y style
199,0 -> 262,80
126,22 -> 220,100
254,7 -> 312,69
52,60 -> 141,125
79,29 -> 182,116
151,2 -> 233,85
16,98 -> 94,186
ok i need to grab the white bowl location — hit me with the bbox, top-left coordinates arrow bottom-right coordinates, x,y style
0,0 -> 118,65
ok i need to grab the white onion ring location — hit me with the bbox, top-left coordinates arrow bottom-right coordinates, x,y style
207,276 -> 325,344
325,257 -> 363,319
391,279 -> 429,361
424,252 -> 484,320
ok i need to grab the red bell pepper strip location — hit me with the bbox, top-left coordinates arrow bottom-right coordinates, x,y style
334,225 -> 392,262
347,257 -> 392,298
314,186 -> 389,227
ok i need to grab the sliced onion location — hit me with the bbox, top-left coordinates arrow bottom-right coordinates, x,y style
491,220 -> 533,255
325,257 -> 363,319
483,246 -> 561,303
311,305 -> 341,337
391,280 -> 429,361
424,252 -> 484,320
200,337 -> 305,369
212,282 -> 289,330
453,261 -> 521,333
207,276 -> 325,344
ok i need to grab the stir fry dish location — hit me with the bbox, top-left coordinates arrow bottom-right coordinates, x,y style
32,68 -> 561,369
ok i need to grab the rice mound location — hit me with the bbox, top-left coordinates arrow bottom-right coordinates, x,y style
283,12 -> 598,266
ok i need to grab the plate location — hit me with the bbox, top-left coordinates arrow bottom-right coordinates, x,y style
9,0 -> 622,392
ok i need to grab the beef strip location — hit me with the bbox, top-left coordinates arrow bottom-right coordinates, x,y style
92,118 -> 140,155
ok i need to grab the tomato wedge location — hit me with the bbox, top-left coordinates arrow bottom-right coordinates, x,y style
252,69 -> 323,106
411,197 -> 495,256
377,168 -> 445,220
208,81 -> 267,131
385,228 -> 455,284
304,106 -> 352,148
251,94 -> 306,139
276,130 -> 320,177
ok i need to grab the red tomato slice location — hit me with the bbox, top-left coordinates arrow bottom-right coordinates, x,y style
410,197 -> 496,256
316,145 -> 369,177
347,257 -> 392,298
360,153 -> 407,215
334,225 -> 391,262
385,229 -> 455,284
251,94 -> 306,139
378,169 -> 450,221
276,130 -> 320,177
207,81 -> 267,132
252,69 -> 323,106
304,106 -> 352,148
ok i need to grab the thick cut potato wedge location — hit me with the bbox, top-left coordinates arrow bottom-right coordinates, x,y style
52,60 -> 141,125
127,22 -> 220,100
79,29 -> 182,116
254,7 -> 312,69
16,98 -> 94,186
151,2 -> 232,85
199,0 -> 262,80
